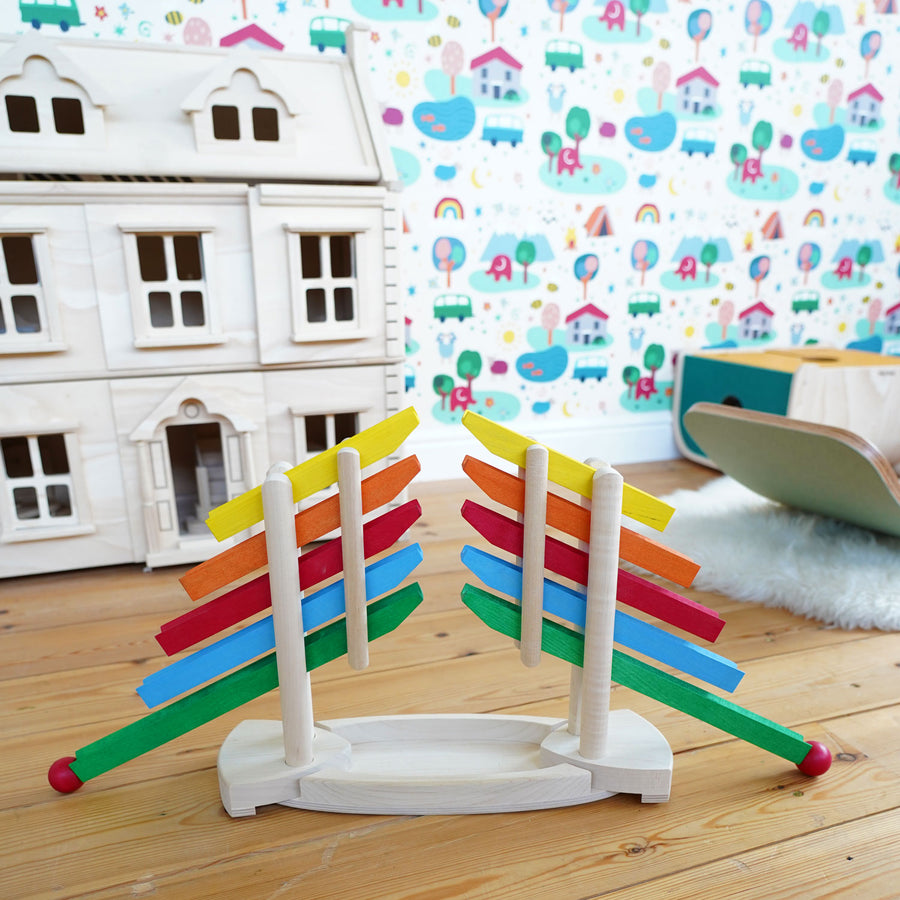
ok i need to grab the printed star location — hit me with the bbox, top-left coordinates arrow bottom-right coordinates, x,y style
370,31 -> 380,42
94,5 -> 107,19
277,1 -> 288,12
118,3 -> 132,17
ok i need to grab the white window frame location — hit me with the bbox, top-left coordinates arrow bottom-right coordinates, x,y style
0,227 -> 66,354
290,406 -> 367,463
0,426 -> 94,543
119,225 -> 225,349
284,227 -> 372,343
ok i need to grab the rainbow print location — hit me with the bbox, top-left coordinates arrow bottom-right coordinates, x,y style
635,203 -> 660,224
434,196 -> 464,219
803,208 -> 825,227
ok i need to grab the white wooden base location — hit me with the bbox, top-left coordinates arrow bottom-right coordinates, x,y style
217,711 -> 672,817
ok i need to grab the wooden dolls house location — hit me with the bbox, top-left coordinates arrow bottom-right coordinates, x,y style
0,28 -> 405,576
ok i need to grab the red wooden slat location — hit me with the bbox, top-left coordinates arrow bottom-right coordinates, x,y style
157,500 -> 422,655
461,500 -> 723,642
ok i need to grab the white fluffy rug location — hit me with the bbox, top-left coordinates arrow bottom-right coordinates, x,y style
638,477 -> 900,632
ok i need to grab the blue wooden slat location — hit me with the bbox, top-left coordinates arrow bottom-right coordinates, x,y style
461,545 -> 743,692
138,543 -> 423,707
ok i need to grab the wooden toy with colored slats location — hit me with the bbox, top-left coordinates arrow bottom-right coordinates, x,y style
47,407 -> 832,816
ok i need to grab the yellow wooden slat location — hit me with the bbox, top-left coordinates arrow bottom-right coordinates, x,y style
205,407 -> 420,541
461,410 -> 674,531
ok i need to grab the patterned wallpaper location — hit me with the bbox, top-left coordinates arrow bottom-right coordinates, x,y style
6,0 -> 900,455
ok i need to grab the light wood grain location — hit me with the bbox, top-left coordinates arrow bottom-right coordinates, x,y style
3,459 -> 900,899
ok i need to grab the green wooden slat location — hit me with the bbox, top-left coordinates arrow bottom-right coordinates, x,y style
460,583 -> 811,764
70,583 -> 424,782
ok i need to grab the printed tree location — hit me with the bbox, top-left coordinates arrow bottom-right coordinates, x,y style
812,9 -> 830,57
752,120 -> 773,169
730,143 -> 747,179
889,153 -> 900,190
643,343 -> 665,391
541,131 -> 563,172
433,374 -> 454,410
630,0 -> 650,36
749,255 -> 770,297
515,240 -> 536,283
717,300 -> 735,340
687,9 -> 713,62
700,242 -> 718,283
441,42 -> 465,95
541,303 -> 561,346
566,107 -> 590,168
549,0 -> 580,31
574,253 -> 599,300
652,62 -> 671,111
826,79 -> 843,124
457,350 -> 483,389
478,0 -> 509,42
856,244 -> 873,282
866,298 -> 883,335
631,240 -> 659,286
433,237 -> 466,288
622,365 -> 641,398
860,31 -> 881,77
744,0 -> 772,52
797,242 -> 821,284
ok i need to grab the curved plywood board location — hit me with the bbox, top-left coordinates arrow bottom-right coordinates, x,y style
683,402 -> 900,538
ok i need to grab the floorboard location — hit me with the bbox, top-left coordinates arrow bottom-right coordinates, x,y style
3,459 -> 898,899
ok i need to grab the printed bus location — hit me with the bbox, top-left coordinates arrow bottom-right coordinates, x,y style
545,40 -> 584,72
433,293 -> 473,322
680,127 -> 716,157
481,114 -> 524,147
791,290 -> 820,313
628,291 -> 661,316
309,16 -> 350,53
20,0 -> 82,31
739,60 -> 771,88
573,355 -> 609,382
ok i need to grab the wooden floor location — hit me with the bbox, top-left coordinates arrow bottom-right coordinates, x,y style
3,459 -> 900,899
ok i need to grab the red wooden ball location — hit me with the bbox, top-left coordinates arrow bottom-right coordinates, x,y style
48,757 -> 83,793
797,741 -> 832,776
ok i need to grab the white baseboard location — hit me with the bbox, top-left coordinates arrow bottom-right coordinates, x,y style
406,415 -> 679,482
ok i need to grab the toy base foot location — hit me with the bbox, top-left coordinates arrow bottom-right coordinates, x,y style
217,711 -> 671,816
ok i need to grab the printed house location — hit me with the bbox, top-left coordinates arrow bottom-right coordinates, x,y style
470,47 -> 522,100
738,301 -> 775,340
886,302 -> 900,337
0,29 -> 405,577
675,66 -> 719,115
565,304 -> 609,345
847,84 -> 883,128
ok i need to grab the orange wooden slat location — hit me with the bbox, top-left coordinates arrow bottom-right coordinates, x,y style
180,455 -> 420,601
462,456 -> 699,587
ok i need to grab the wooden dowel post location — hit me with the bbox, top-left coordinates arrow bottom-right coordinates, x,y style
338,447 -> 369,670
262,463 -> 314,767
579,463 -> 623,760
520,444 -> 549,667
568,457 -> 603,736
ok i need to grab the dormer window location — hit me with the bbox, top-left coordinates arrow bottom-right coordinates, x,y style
210,103 -> 279,143
5,94 -> 38,132
1,50 -> 101,143
51,96 -> 84,134
212,104 -> 240,141
252,106 -> 279,142
183,63 -> 296,154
